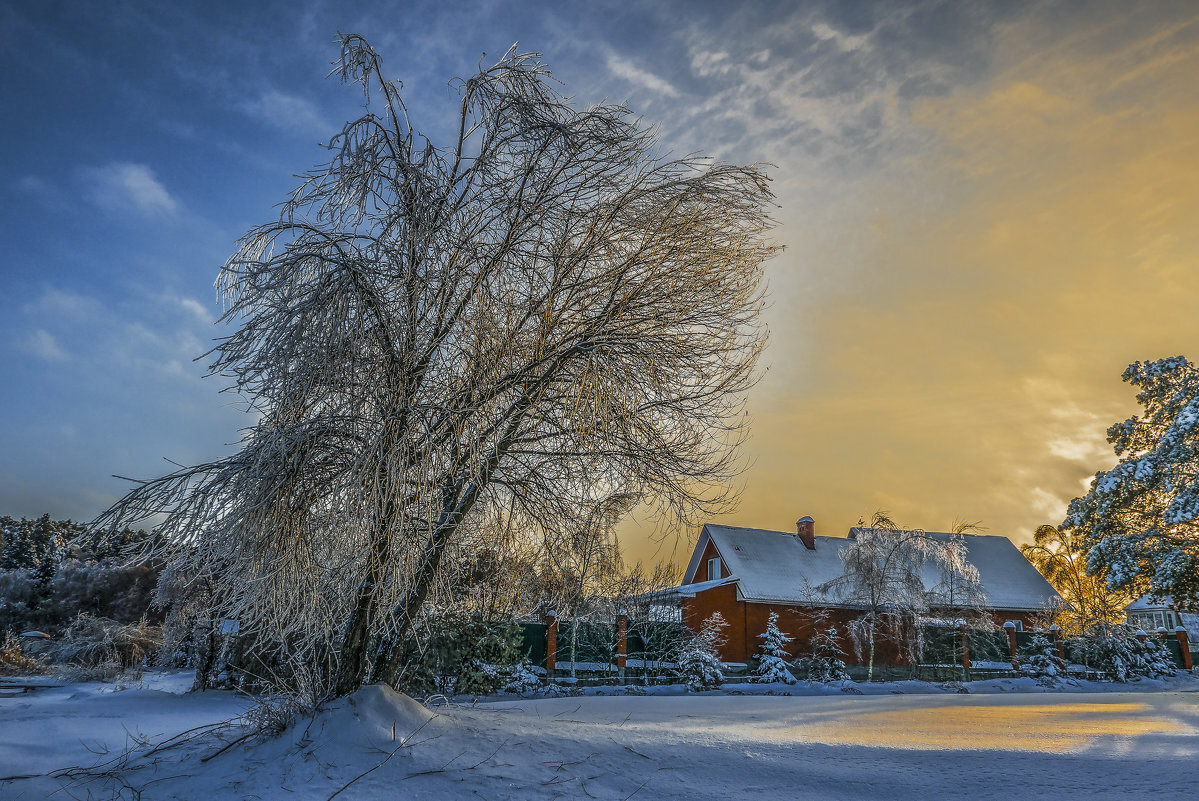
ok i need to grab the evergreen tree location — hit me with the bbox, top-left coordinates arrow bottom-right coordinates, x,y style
1069,625 -> 1177,682
805,627 -> 850,683
1,518 -> 35,570
1067,357 -> 1199,608
1020,634 -> 1066,684
752,612 -> 796,684
31,514 -> 61,588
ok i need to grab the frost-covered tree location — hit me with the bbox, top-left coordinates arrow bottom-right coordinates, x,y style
678,612 -> 726,691
1020,524 -> 1131,634
542,492 -> 637,677
93,36 -> 777,697
1067,357 -> 1199,609
821,513 -> 977,680
1019,634 -> 1066,684
803,627 -> 850,683
1067,625 -> 1176,682
752,611 -> 796,684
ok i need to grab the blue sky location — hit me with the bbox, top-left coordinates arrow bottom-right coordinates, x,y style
4,1 -> 1198,557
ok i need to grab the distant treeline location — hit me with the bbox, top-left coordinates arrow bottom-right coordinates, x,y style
0,514 -> 162,635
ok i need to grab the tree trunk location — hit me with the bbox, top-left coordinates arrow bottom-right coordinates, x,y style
570,618 -> 579,678
867,625 -> 875,682
333,518 -> 391,696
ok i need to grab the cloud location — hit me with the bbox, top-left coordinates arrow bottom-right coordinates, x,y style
23,329 -> 69,362
241,89 -> 331,136
13,174 -> 71,210
22,286 -> 104,319
605,53 -> 679,97
84,163 -> 178,217
178,297 -> 211,324
810,21 -> 871,53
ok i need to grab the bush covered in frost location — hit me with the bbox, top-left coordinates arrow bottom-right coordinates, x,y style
1019,634 -> 1067,683
502,661 -> 542,695
678,612 -> 726,691
44,614 -> 162,681
1067,625 -> 1177,682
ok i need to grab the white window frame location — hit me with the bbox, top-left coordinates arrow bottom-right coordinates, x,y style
1005,619 -> 1023,632
707,557 -> 722,581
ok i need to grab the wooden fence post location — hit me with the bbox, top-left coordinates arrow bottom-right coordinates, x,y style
1049,624 -> 1065,663
616,610 -> 628,683
545,611 -> 558,676
1175,627 -> 1193,671
959,622 -> 971,672
1003,621 -> 1019,669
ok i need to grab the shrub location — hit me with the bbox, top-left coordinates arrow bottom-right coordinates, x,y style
678,612 -> 726,691
1066,625 -> 1177,681
502,661 -> 542,695
1020,634 -> 1067,683
0,632 -> 45,676
44,614 -> 162,675
391,613 -> 523,697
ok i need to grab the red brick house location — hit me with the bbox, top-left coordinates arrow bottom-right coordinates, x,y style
672,517 -> 1062,665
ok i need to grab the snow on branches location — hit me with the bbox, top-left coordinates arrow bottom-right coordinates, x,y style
1067,356 -> 1199,608
678,612 -> 727,691
752,612 -> 796,684
92,34 -> 778,697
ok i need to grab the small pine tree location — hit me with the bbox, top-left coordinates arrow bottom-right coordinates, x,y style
1020,634 -> 1067,683
502,661 -> 542,695
1130,636 -> 1177,679
678,612 -> 727,691
805,627 -> 850,683
455,618 -> 522,696
753,612 -> 796,684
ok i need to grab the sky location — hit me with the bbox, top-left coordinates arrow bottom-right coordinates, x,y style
2,0 -> 1198,566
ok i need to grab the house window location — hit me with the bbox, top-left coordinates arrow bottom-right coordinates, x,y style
1130,610 -> 1176,630
1005,619 -> 1023,632
707,557 -> 722,581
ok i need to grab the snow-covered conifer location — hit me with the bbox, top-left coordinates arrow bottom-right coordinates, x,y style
806,627 -> 850,683
1070,626 -> 1177,682
1067,357 -> 1199,607
1020,634 -> 1066,684
753,612 -> 796,684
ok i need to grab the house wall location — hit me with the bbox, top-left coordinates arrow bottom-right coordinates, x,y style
683,589 -> 1044,665
681,582 -> 747,660
694,538 -> 723,582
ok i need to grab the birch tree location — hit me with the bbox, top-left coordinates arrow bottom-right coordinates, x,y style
820,513 -> 980,680
94,35 -> 777,697
1020,524 -> 1131,634
542,491 -> 637,677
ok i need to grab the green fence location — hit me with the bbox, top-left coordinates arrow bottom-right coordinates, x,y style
918,627 -> 1012,665
1163,636 -> 1185,668
517,620 -> 687,670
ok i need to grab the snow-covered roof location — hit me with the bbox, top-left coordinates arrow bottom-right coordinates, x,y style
681,524 -> 1061,612
1126,594 -> 1175,611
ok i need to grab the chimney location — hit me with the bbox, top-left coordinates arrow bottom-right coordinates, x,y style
796,516 -> 816,550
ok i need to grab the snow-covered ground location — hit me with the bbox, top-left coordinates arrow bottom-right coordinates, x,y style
2,672 -> 1198,800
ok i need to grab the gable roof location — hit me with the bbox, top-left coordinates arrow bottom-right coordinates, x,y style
683,523 -> 1061,612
